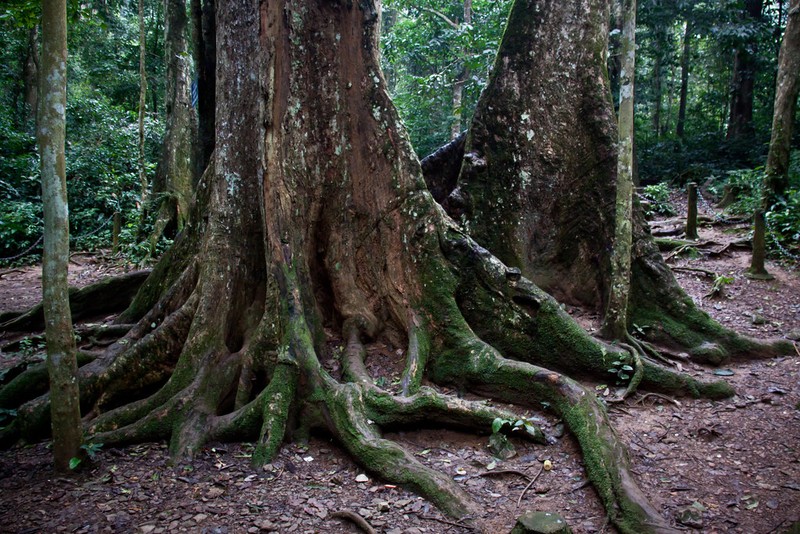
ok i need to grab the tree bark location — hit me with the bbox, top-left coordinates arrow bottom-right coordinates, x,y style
603,0 -> 636,340
764,0 -> 800,201
37,0 -> 82,472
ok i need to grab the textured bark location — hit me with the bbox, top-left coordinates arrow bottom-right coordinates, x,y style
603,0 -> 636,340
37,0 -> 81,472
764,0 -> 800,200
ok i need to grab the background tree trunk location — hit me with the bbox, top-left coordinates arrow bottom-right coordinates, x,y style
37,0 -> 81,472
727,0 -> 764,140
137,0 -> 149,227
764,0 -> 800,200
22,25 -> 39,126
676,20 -> 691,139
148,0 -> 198,250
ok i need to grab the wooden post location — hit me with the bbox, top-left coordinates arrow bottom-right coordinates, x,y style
746,209 -> 774,279
112,211 -> 121,254
685,182 -> 698,240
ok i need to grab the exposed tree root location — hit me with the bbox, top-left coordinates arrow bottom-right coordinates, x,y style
1,270 -> 150,332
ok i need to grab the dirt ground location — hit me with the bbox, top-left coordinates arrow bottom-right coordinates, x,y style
1,196 -> 799,534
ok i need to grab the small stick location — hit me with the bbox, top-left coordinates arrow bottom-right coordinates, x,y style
415,512 -> 477,531
329,510 -> 376,534
670,266 -> 717,277
517,464 -> 545,507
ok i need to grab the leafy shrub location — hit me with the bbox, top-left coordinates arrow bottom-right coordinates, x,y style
640,183 -> 676,217
765,189 -> 800,260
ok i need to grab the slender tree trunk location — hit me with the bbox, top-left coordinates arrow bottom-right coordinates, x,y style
603,0 -> 636,339
764,0 -> 800,201
651,51 -> 662,139
451,0 -> 472,140
148,0 -> 198,250
23,25 -> 39,126
138,0 -> 149,219
676,20 -> 691,139
727,0 -> 764,140
38,0 -> 81,472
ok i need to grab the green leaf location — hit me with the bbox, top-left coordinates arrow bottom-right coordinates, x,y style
69,457 -> 81,470
621,365 -> 634,371
491,417 -> 503,434
713,369 -> 735,376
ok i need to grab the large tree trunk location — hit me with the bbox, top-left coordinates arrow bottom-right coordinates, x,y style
37,0 -> 81,472
3,0 -> 793,532
764,0 -> 800,200
433,0 -> 789,362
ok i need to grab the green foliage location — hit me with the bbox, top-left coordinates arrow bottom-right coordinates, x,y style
708,275 -> 734,298
381,0 -> 512,156
487,416 -> 539,459
607,358 -> 633,385
69,442 -> 104,470
640,183 -> 676,217
0,1 -> 167,266
765,190 -> 800,259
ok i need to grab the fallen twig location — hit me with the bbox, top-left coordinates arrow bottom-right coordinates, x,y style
634,392 -> 681,407
329,510 -> 376,534
414,512 -> 476,531
670,266 -> 717,277
517,464 -> 545,507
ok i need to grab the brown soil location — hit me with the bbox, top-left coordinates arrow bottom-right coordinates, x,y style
1,198 -> 799,534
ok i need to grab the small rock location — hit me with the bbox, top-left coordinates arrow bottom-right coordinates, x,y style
139,526 -> 156,534
676,507 -> 703,529
355,474 -> 370,483
511,511 -> 572,534
377,501 -> 390,512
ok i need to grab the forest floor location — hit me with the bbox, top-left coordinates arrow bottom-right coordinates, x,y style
0,193 -> 799,534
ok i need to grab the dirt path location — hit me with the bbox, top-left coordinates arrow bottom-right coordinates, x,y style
1,205 -> 799,533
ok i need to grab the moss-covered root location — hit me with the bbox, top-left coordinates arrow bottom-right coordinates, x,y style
362,385 -> 546,444
631,245 -> 793,364
441,229 -> 734,400
433,341 -> 677,534
324,382 -> 483,524
252,361 -> 298,466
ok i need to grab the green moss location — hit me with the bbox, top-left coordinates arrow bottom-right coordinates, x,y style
253,362 -> 297,466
